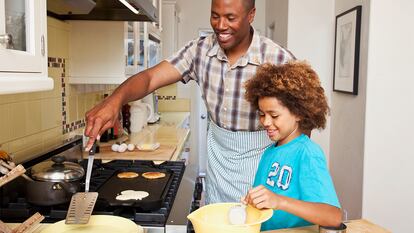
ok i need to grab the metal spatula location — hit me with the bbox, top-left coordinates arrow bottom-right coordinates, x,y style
65,142 -> 98,224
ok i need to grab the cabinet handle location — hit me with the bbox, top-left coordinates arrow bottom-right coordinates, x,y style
41,35 -> 45,57
0,34 -> 14,49
201,114 -> 207,119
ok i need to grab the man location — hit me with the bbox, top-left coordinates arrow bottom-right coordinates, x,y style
84,0 -> 295,203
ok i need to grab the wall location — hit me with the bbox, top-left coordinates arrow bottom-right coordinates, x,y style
266,0 -> 366,222
362,1 -> 414,232
330,0 -> 370,220
265,0 -> 288,47
0,17 -> 114,163
286,0 -> 334,160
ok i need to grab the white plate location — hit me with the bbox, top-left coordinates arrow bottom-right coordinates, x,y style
40,215 -> 143,233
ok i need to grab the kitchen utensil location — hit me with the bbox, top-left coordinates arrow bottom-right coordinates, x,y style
187,202 -> 272,233
98,168 -> 173,210
13,212 -> 45,233
0,212 -> 44,233
41,215 -> 143,233
228,203 -> 247,225
27,156 -> 84,206
30,155 -> 84,182
0,164 -> 26,188
130,100 -> 154,133
141,93 -> 160,124
0,219 -> 12,233
65,142 -> 98,224
0,160 -> 33,182
319,223 -> 347,233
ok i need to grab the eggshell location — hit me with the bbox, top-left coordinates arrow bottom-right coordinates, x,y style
111,144 -> 120,152
127,143 -> 135,151
117,144 -> 127,153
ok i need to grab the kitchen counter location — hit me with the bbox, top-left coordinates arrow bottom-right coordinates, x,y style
129,111 -> 190,161
262,219 -> 390,233
92,112 -> 190,162
4,218 -> 390,233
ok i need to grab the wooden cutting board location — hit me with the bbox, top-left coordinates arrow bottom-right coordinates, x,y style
82,144 -> 177,161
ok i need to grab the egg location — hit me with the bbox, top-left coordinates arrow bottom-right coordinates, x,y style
111,144 -> 120,152
117,144 -> 127,153
127,143 -> 135,151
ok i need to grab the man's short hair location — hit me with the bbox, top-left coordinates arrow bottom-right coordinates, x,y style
244,0 -> 255,11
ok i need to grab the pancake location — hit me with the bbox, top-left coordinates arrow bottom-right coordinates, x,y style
117,171 -> 139,179
142,172 -> 166,179
115,190 -> 149,201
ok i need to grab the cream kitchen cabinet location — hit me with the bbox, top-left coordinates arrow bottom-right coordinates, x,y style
68,20 -> 161,85
0,0 -> 53,94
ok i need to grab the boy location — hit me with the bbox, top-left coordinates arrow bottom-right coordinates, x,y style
243,61 -> 342,230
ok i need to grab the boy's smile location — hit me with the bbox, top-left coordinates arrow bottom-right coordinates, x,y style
258,97 -> 301,145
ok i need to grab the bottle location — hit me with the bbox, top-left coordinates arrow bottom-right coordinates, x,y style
122,104 -> 131,134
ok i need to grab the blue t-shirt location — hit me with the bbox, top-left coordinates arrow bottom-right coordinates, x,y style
253,134 -> 340,231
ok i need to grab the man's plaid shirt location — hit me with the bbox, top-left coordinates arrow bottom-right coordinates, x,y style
167,28 -> 295,131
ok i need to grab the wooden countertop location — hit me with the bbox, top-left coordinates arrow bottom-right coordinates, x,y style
262,219 -> 390,233
89,112 -> 190,162
5,219 -> 390,233
129,112 -> 190,161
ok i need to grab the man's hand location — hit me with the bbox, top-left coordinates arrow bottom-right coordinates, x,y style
84,97 -> 122,151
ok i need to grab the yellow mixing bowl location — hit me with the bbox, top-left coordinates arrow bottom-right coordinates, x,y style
187,202 -> 273,233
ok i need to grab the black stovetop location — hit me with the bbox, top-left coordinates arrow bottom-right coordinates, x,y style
0,159 -> 185,227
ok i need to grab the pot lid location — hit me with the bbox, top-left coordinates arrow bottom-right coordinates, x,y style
31,156 -> 85,182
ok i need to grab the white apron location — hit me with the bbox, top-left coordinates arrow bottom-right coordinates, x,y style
205,121 -> 273,204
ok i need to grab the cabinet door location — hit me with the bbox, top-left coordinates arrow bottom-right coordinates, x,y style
0,0 -> 45,73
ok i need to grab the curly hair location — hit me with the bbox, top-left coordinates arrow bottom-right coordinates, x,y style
244,61 -> 329,131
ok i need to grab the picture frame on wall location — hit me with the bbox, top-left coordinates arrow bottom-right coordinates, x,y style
333,5 -> 362,95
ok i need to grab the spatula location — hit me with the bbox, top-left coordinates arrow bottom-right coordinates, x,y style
65,141 -> 98,224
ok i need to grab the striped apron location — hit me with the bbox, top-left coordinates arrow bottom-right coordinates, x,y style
205,121 -> 273,204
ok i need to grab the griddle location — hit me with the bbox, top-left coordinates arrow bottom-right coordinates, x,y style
97,168 -> 173,211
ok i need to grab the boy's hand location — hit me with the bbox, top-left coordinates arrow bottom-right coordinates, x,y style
245,185 -> 283,210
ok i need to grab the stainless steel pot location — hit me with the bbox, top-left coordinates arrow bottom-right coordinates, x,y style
26,156 -> 85,206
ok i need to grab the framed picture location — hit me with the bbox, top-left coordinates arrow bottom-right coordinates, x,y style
333,6 -> 362,95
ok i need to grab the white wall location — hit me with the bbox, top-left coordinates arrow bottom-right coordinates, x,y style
362,1 -> 414,232
330,0 -> 369,220
265,0 -> 288,47
285,0 -> 334,161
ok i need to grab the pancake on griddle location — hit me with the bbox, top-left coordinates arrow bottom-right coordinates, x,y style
117,171 -> 139,179
142,171 -> 166,179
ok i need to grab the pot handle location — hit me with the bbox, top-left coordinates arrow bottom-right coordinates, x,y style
56,182 -> 77,194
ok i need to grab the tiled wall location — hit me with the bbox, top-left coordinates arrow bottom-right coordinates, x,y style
0,17 -> 189,163
0,17 -> 115,163
157,85 -> 190,112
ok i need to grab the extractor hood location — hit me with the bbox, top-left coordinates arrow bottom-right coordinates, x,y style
47,0 -> 159,23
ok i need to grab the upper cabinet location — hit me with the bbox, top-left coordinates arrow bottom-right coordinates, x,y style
68,21 -> 161,84
0,0 -> 53,95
